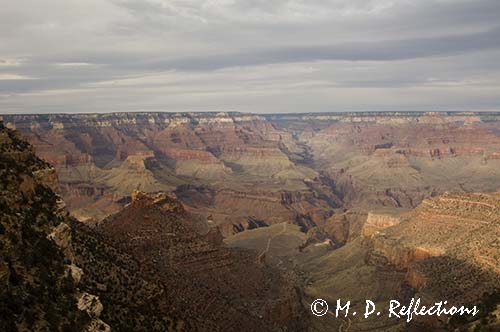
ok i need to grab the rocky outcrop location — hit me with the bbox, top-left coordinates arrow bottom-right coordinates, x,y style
76,293 -> 111,332
68,263 -> 84,284
362,211 -> 402,237
175,186 -> 334,236
85,319 -> 111,332
301,209 -> 368,249
48,222 -> 74,259
406,265 -> 427,290
77,293 -> 104,318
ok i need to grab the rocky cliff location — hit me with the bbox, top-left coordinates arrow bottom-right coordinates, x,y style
362,193 -> 500,330
369,193 -> 500,304
6,109 -> 500,331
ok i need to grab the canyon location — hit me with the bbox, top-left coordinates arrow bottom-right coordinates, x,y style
0,122 -> 306,331
3,111 -> 500,331
4,111 -> 500,235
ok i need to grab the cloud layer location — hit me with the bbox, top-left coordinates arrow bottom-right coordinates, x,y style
1,0 -> 500,113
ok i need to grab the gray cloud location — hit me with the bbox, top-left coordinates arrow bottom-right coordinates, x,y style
1,0 -> 500,113
141,26 -> 500,71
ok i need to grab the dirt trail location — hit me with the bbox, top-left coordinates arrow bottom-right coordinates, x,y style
259,223 -> 288,259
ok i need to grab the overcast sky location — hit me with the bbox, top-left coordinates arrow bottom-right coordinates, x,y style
1,0 -> 500,114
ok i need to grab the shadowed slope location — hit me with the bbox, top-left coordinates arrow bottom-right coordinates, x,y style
98,191 -> 308,332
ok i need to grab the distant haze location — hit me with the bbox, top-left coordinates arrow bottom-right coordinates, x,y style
1,0 -> 500,114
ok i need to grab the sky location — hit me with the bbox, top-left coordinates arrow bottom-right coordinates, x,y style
1,0 -> 500,114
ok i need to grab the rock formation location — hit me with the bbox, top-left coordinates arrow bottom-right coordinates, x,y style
361,210 -> 402,237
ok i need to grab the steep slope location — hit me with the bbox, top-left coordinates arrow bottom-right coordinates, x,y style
0,122 -> 101,331
98,191 -> 308,332
369,193 -> 500,304
69,217 -> 187,331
